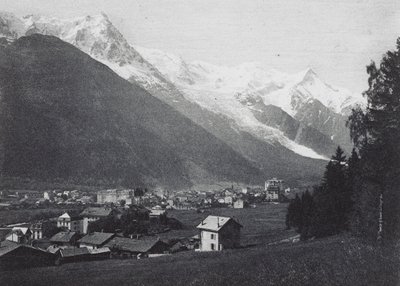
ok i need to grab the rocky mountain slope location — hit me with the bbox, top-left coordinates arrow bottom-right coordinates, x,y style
0,11 -> 363,185
0,34 -> 264,188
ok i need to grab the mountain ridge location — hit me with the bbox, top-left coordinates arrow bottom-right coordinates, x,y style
0,34 -> 265,189
0,11 -> 357,186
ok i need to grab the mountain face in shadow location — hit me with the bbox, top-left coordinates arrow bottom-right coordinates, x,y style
0,34 -> 263,189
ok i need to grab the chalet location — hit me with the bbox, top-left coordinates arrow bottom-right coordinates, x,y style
87,247 -> 111,260
105,237 -> 169,257
6,227 -> 32,244
197,215 -> 242,251
0,241 -> 56,269
80,207 -> 119,234
78,232 -> 115,249
58,247 -> 90,264
50,231 -> 79,247
57,213 -> 83,233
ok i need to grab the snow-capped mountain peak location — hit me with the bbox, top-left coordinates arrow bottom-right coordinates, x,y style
0,11 -> 363,160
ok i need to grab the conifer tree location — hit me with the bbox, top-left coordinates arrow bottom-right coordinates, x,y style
348,38 -> 400,243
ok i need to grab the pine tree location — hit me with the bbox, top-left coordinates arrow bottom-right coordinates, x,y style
348,38 -> 400,244
311,147 -> 348,237
286,194 -> 302,230
300,190 -> 314,240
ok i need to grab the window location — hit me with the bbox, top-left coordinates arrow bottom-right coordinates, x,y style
210,233 -> 215,239
211,243 -> 215,250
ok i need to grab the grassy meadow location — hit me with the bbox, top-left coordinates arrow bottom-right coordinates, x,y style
1,235 -> 398,286
161,203 -> 295,245
1,203 -> 398,286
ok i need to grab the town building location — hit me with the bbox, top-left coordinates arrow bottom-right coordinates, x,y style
265,178 -> 284,202
31,223 -> 43,240
5,227 -> 32,244
96,189 -> 133,204
78,232 -> 115,249
80,207 -> 119,234
49,231 -> 79,247
0,241 -> 56,269
197,215 -> 242,251
57,213 -> 83,233
105,237 -> 169,257
233,199 -> 244,209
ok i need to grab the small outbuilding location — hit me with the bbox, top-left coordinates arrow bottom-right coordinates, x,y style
78,232 -> 115,249
0,241 -> 56,269
105,237 -> 169,258
50,231 -> 79,247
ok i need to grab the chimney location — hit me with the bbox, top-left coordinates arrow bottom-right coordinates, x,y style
217,216 -> 220,227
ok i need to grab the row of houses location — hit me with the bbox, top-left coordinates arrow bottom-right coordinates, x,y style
0,214 -> 242,269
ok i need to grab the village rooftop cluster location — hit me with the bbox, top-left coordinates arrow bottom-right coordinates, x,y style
0,178 -> 293,268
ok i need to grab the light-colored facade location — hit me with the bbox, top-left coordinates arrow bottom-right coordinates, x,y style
197,216 -> 242,252
233,199 -> 244,209
97,189 -> 133,204
6,227 -> 32,244
265,178 -> 284,202
80,207 -> 116,234
57,213 -> 82,233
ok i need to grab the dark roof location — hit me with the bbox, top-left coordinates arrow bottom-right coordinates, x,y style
105,237 -> 166,253
197,216 -> 242,232
61,247 -> 89,258
0,241 -> 52,257
0,241 -> 20,256
0,228 -> 12,241
50,231 -> 77,243
78,232 -> 115,246
80,207 -> 115,218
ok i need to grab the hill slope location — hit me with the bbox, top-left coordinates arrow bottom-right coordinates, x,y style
0,34 -> 263,188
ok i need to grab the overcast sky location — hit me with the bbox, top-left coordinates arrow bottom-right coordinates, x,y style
1,0 -> 399,93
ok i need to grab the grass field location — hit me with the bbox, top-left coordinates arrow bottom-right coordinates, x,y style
161,203 -> 295,245
1,235 -> 398,286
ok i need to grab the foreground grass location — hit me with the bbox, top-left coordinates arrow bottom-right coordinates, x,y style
1,235 -> 398,286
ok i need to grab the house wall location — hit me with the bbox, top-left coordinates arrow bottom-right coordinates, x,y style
58,219 -> 83,233
200,230 -> 220,251
218,221 -> 241,249
6,233 -> 19,243
233,200 -> 244,208
32,229 -> 43,240
79,243 -> 95,250
82,217 -> 99,234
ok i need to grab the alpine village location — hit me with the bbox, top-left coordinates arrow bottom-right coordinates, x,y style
0,3 -> 399,286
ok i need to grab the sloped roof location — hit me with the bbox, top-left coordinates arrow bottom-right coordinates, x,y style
58,212 -> 82,221
50,231 -> 77,243
88,247 -> 110,255
80,207 -> 115,218
78,232 -> 115,246
105,237 -> 165,253
61,247 -> 89,258
0,241 -> 52,257
11,227 -> 31,235
47,245 -> 61,254
0,228 -> 12,241
149,209 -> 166,216
196,215 -> 242,231
0,241 -> 20,256
59,213 -> 70,219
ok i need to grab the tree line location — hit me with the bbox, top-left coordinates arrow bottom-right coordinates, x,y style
286,38 -> 400,245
